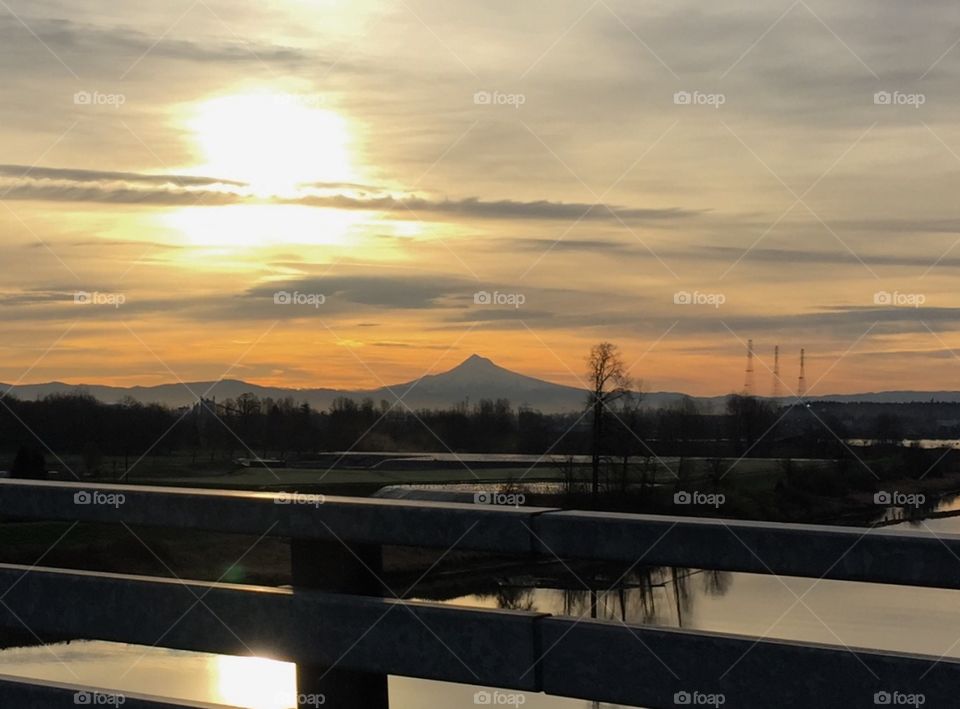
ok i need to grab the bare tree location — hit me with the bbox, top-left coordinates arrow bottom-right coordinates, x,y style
585,342 -> 632,494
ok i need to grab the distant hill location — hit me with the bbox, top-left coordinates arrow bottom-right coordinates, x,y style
3,354 -> 960,413
367,354 -> 587,411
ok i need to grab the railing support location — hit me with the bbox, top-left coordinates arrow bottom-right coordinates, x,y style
291,539 -> 389,709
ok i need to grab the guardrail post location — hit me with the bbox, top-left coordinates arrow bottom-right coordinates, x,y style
291,539 -> 389,709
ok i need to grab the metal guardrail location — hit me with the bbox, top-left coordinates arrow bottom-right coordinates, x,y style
0,479 -> 958,708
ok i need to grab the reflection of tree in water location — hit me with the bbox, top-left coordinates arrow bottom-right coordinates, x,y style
531,566 -> 732,627
702,568 -> 732,596
495,583 -> 537,612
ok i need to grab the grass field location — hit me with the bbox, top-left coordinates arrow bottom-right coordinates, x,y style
44,454 -> 841,505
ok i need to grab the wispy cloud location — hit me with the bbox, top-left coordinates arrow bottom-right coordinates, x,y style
0,164 -> 700,223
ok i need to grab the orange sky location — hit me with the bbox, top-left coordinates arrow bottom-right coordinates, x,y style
2,1 -> 960,396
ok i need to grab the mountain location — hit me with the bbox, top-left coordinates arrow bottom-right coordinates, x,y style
368,354 -> 587,411
3,355 -> 960,413
0,355 -> 591,413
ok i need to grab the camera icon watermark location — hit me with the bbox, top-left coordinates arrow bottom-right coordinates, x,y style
673,690 -> 726,706
73,91 -> 126,108
275,491 -> 326,508
874,491 -> 925,508
473,290 -> 526,308
474,491 -> 526,507
474,690 -> 527,705
673,91 -> 726,108
274,291 -> 326,308
74,291 -> 126,308
873,690 -> 926,706
674,490 -> 725,509
673,291 -> 725,308
271,93 -> 326,109
74,691 -> 127,705
73,490 -> 126,509
873,291 -> 925,308
874,91 -> 925,108
473,90 -> 526,108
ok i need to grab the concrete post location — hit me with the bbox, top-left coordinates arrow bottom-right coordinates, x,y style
291,539 -> 389,709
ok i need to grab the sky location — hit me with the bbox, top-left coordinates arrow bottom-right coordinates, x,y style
2,0 -> 960,396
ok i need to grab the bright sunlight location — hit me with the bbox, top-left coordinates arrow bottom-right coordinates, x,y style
188,92 -> 357,196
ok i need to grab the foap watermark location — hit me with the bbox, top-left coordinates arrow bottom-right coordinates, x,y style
874,91 -> 925,109
874,491 -> 925,508
674,291 -> 725,308
274,291 -> 326,308
674,490 -> 725,509
74,490 -> 126,509
874,291 -> 925,308
474,690 -> 527,706
74,91 -> 126,108
874,690 -> 925,707
474,290 -> 526,308
275,492 -> 326,508
474,491 -> 526,507
270,691 -> 325,706
674,91 -> 725,108
74,290 -> 126,308
74,691 -> 126,706
473,90 -> 526,108
272,93 -> 327,109
674,690 -> 726,707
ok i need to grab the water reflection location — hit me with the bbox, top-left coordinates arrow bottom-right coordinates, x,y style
7,503 -> 960,708
871,489 -> 960,528
461,566 -> 731,630
0,641 -> 635,708
213,655 -> 295,708
427,551 -> 960,662
0,642 -> 296,707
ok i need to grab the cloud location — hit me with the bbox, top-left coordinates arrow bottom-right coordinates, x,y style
244,274 -> 470,310
0,16 -> 310,68
287,193 -> 699,222
0,164 -> 700,222
0,164 -> 247,188
0,182 -> 242,206
700,246 -> 960,269
508,237 -> 644,254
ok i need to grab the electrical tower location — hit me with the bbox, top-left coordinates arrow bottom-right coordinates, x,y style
798,348 -> 807,399
744,339 -> 755,395
772,345 -> 781,398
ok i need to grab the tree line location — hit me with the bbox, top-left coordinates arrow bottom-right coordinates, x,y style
1,342 -> 950,477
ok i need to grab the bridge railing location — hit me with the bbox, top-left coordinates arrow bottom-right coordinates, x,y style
0,479 -> 958,708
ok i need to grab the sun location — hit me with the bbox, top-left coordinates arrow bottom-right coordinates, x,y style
163,203 -> 368,254
188,91 -> 357,196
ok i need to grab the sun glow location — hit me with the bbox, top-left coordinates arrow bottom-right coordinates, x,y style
164,203 -> 368,252
212,655 -> 295,708
188,92 -> 358,196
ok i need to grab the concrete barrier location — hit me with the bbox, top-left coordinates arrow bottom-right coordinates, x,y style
533,510 -> 960,589
3,479 -> 960,708
0,674 -> 233,708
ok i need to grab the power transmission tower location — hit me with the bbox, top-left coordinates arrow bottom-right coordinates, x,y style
772,345 -> 782,398
797,348 -> 807,399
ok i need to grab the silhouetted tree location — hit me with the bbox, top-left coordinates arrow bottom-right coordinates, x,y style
10,445 -> 46,479
726,394 -> 778,456
874,413 -> 903,446
585,342 -> 631,494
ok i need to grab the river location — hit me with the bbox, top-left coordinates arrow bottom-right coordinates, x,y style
4,498 -> 960,708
